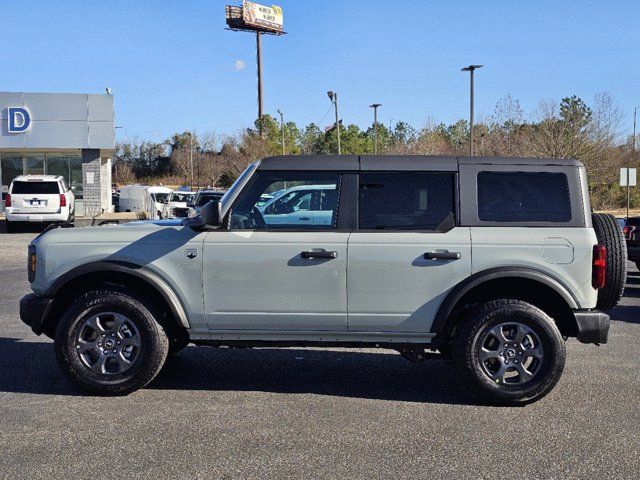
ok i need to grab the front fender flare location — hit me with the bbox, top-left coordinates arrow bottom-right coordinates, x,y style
46,261 -> 190,329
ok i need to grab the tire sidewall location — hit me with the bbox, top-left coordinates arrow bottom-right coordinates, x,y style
55,290 -> 168,394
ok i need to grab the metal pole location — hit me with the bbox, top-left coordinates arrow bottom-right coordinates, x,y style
256,32 -> 264,136
334,93 -> 341,155
189,132 -> 194,188
631,107 -> 637,219
368,105 -> 382,154
374,106 -> 378,154
278,110 -> 285,155
469,69 -> 474,157
462,65 -> 482,157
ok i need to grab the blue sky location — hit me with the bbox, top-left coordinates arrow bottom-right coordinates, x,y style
3,0 -> 639,142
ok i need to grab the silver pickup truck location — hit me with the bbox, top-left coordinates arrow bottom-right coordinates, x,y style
20,155 -> 626,404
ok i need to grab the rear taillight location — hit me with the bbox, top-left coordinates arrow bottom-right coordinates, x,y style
4,194 -> 10,208
59,194 -> 66,207
592,245 -> 607,289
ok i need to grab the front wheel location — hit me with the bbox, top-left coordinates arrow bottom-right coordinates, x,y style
453,299 -> 566,404
54,289 -> 169,395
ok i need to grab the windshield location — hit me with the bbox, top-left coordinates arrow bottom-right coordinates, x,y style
169,192 -> 195,203
196,193 -> 223,206
151,192 -> 170,203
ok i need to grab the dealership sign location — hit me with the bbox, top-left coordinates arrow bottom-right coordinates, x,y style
7,107 -> 31,133
242,1 -> 283,33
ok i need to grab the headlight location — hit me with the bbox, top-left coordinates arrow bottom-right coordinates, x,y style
28,244 -> 36,283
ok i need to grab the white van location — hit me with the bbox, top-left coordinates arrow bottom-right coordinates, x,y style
118,185 -> 172,220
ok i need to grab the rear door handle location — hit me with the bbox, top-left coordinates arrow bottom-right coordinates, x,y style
301,248 -> 337,259
299,217 -> 312,221
424,251 -> 461,260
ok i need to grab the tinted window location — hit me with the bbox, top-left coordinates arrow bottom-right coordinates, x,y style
359,172 -> 455,230
231,172 -> 340,230
11,181 -> 60,195
478,172 -> 571,222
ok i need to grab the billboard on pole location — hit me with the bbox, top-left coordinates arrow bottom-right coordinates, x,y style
242,1 -> 283,33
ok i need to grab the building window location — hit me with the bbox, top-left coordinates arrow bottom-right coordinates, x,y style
1,152 -> 83,202
24,154 -> 45,175
1,156 -> 23,191
46,153 -> 83,198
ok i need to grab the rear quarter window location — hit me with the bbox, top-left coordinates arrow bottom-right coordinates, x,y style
10,181 -> 61,195
478,171 -> 571,222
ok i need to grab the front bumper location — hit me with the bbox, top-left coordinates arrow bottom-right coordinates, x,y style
20,293 -> 54,335
573,310 -> 610,344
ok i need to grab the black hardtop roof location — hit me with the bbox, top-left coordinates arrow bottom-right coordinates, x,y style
257,155 -> 584,171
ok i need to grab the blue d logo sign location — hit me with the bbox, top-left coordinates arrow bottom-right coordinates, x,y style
8,107 -> 31,133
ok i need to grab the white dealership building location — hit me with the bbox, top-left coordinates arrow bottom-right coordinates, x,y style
0,92 -> 115,216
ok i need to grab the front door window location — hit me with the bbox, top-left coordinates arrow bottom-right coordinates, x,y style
230,172 -> 341,230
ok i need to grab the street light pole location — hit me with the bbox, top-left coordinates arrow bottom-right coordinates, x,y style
256,32 -> 264,136
369,103 -> 382,154
327,91 -> 341,155
189,131 -> 194,188
630,106 -> 640,219
277,109 -> 285,155
461,64 -> 483,157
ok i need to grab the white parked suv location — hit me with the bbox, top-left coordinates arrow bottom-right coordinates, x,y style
5,175 -> 75,232
19,156 -> 626,404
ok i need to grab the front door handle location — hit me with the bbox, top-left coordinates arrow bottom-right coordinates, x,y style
298,217 -> 312,221
424,251 -> 461,260
301,248 -> 337,259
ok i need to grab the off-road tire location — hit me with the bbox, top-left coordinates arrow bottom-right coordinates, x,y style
453,299 -> 566,405
54,289 -> 169,395
592,213 -> 626,311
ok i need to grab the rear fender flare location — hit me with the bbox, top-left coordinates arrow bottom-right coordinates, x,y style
431,267 -> 579,338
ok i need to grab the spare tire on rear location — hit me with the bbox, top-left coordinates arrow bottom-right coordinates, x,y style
592,213 -> 626,311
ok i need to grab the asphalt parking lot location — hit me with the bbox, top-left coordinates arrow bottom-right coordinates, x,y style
0,229 -> 639,479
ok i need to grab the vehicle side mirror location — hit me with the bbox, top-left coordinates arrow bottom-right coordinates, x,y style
200,200 -> 221,228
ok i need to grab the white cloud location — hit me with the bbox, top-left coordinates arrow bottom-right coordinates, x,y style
234,60 -> 246,71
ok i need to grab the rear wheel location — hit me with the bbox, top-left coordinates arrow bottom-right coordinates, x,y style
54,289 -> 169,395
592,213 -> 627,310
453,299 -> 566,404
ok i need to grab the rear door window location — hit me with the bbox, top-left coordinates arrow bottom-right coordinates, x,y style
358,172 -> 455,230
477,172 -> 571,222
11,181 -> 60,195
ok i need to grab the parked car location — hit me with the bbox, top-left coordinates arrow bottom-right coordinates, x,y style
4,175 -> 75,232
258,184 -> 337,226
20,155 -> 626,404
118,185 -> 172,220
623,216 -> 640,269
190,190 -> 225,216
162,191 -> 196,219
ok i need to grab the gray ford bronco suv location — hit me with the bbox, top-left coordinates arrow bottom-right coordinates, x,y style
20,155 -> 626,404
